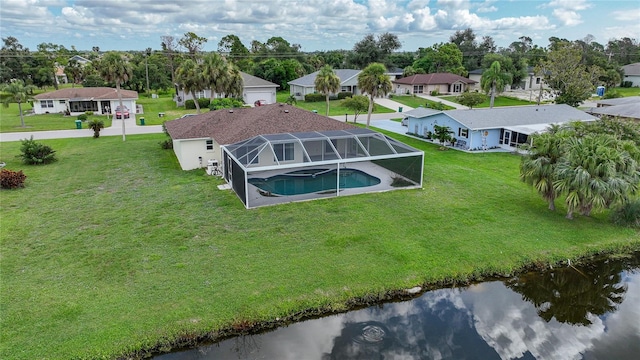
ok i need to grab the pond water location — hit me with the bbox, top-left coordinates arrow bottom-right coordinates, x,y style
155,252 -> 640,360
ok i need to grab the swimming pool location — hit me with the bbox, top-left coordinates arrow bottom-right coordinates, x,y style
248,168 -> 381,196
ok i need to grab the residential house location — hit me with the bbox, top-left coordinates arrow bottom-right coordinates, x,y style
468,67 -> 548,91
622,62 -> 640,87
288,69 -> 362,101
32,87 -> 138,115
587,96 -> 640,121
403,104 -> 596,151
393,73 -> 478,96
174,72 -> 279,107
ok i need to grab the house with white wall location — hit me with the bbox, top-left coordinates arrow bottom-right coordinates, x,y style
32,87 -> 138,116
174,72 -> 279,107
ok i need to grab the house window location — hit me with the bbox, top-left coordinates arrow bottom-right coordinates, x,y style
41,100 -> 53,108
413,85 -> 423,94
205,139 -> 214,151
274,143 -> 294,161
195,91 -> 206,99
59,100 -> 65,104
458,128 -> 468,138
536,78 -> 541,84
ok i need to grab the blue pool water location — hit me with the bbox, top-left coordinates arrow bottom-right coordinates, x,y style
248,168 -> 381,196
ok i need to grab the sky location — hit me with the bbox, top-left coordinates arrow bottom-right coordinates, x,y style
1,0 -> 639,53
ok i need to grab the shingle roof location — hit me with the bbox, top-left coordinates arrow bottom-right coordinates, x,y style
241,72 -> 279,88
402,107 -> 442,118
33,87 -> 138,100
393,73 -> 478,85
164,104 -> 358,145
288,69 -> 361,86
444,104 -> 596,130
588,103 -> 640,120
622,62 -> 640,76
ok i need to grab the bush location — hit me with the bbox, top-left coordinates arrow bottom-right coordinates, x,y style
85,111 -> 94,116
620,81 -> 633,88
0,169 -> 27,189
185,98 -> 211,109
603,90 -> 622,99
610,200 -> 640,228
430,90 -> 440,96
337,92 -> 353,100
77,113 -> 88,121
304,93 -> 325,102
159,139 -> 173,149
209,98 -> 245,110
18,137 -> 57,165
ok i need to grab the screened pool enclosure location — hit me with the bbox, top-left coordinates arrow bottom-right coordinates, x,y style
221,128 -> 424,208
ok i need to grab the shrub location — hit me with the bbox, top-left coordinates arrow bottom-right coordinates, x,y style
77,113 -> 88,121
185,98 -> 211,109
18,137 -> 57,165
610,200 -> 640,228
304,93 -> 325,102
337,92 -> 353,100
159,139 -> 173,149
430,90 -> 440,96
209,98 -> 245,110
603,90 -> 622,99
620,81 -> 633,88
85,111 -> 94,116
0,169 -> 27,189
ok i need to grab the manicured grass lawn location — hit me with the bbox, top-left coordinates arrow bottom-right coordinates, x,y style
1,133 -> 639,359
136,95 -> 195,125
604,87 -> 640,97
391,95 -> 456,110
441,95 -> 537,108
0,103 -> 113,133
276,90 -> 395,116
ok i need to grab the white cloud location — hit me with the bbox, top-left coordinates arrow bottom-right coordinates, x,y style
544,0 -> 593,26
610,9 -> 640,22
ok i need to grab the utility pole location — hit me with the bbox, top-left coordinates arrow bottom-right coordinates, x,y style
145,48 -> 151,97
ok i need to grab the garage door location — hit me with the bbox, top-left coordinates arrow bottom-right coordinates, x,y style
245,91 -> 273,105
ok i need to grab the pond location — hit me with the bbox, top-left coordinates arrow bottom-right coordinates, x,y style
155,252 -> 640,360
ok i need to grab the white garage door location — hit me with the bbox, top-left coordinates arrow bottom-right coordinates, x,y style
245,91 -> 273,105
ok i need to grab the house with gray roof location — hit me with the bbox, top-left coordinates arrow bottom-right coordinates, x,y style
288,69 -> 362,101
174,72 -> 279,107
403,104 -> 596,151
622,62 -> 640,87
587,96 -> 640,121
33,87 -> 138,115
393,73 -> 477,96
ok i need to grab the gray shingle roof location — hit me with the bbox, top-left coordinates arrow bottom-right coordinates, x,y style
596,96 -> 640,106
402,107 -> 442,118
241,72 -> 279,88
443,104 -> 596,130
288,69 -> 361,86
622,62 -> 640,76
164,104 -> 357,145
588,103 -> 640,120
33,87 -> 138,100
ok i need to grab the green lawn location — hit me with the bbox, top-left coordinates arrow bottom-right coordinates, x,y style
391,95 -> 456,110
605,87 -> 640,97
1,133 -> 638,359
136,95 -> 194,125
0,103 -> 113,133
276,90 -> 395,116
441,95 -> 537,108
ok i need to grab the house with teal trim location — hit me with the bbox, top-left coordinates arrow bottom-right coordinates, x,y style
403,105 -> 597,151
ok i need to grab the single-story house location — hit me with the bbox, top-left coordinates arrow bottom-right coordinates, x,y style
32,87 -> 138,115
393,73 -> 477,95
69,55 -> 91,65
403,104 -> 597,151
622,63 -> 640,87
174,72 -> 279,107
468,67 -> 548,92
288,69 -> 362,101
587,96 -> 640,121
164,104 -> 424,208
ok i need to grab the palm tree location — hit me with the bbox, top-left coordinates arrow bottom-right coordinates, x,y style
87,119 -> 105,138
520,130 -> 567,211
202,53 -> 227,100
314,65 -> 341,116
480,61 -> 512,108
357,63 -> 392,128
99,52 -> 133,141
433,125 -> 454,146
224,64 -> 244,99
176,59 -> 205,113
1,80 -> 36,128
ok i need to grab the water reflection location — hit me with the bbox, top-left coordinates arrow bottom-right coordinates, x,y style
156,253 -> 640,360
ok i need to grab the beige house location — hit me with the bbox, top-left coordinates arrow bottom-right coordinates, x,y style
32,87 -> 138,115
393,73 -> 477,95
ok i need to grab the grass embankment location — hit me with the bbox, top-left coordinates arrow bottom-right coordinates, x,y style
1,133 -> 639,359
441,95 -> 536,107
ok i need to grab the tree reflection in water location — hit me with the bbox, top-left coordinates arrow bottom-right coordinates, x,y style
505,254 -> 638,326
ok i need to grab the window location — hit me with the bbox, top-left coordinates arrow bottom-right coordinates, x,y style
274,143 -> 294,161
205,139 -> 214,151
535,78 -> 541,84
195,91 -> 206,99
59,100 -> 66,104
458,128 -> 468,138
41,100 -> 53,108
413,85 -> 423,94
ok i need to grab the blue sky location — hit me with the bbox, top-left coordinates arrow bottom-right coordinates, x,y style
1,0 -> 638,52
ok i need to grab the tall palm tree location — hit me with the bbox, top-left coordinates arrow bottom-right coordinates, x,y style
202,53 -> 227,100
520,130 -> 567,211
224,63 -> 244,99
357,63 -> 392,128
480,61 -> 512,108
176,59 -> 206,113
99,52 -> 133,141
1,80 -> 37,128
314,65 -> 341,116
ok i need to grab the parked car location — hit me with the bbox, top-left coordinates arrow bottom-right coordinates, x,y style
115,106 -> 130,119
254,99 -> 267,107
401,117 -> 408,126
179,114 -> 197,119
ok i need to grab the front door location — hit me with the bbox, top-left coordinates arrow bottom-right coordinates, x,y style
503,130 -> 511,147
101,101 -> 110,115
